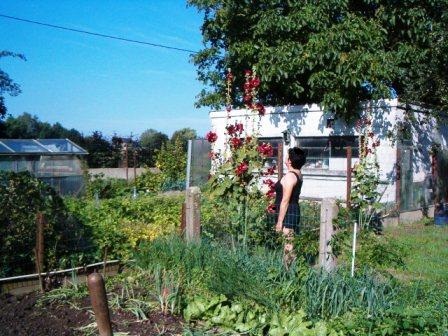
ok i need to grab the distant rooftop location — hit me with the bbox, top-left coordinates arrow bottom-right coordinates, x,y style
0,139 -> 88,155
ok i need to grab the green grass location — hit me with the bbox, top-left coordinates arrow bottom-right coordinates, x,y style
385,221 -> 448,282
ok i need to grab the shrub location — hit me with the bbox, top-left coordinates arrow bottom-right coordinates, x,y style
66,194 -> 183,260
85,173 -> 132,199
0,171 -> 94,276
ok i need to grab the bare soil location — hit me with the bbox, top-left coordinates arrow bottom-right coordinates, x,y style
0,292 -> 184,335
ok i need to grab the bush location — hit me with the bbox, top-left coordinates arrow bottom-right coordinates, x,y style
66,193 -> 183,260
0,171 -> 94,276
85,173 -> 132,199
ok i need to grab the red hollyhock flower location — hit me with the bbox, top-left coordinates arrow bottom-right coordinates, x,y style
230,137 -> 243,149
257,143 -> 274,157
267,203 -> 276,214
266,188 -> 275,199
226,124 -> 236,136
244,94 -> 252,103
226,71 -> 234,81
235,161 -> 248,176
266,165 -> 276,175
205,131 -> 218,143
255,102 -> 265,116
263,178 -> 275,188
245,136 -> 252,143
235,123 -> 244,133
244,69 -> 252,76
251,77 -> 260,88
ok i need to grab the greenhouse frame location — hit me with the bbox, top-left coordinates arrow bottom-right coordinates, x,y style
0,139 -> 88,196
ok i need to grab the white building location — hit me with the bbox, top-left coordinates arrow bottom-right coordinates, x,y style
209,99 -> 448,211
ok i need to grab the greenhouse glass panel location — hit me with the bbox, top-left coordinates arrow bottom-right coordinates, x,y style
37,139 -> 87,154
0,142 -> 13,153
0,139 -> 49,153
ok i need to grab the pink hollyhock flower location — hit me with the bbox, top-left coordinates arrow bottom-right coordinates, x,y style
205,131 -> 218,143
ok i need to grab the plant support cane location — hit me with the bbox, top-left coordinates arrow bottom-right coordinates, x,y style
351,220 -> 358,277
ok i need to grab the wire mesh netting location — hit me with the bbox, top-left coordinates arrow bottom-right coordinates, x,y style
187,139 -> 211,188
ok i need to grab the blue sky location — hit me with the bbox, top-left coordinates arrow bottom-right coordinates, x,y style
0,1 -> 210,139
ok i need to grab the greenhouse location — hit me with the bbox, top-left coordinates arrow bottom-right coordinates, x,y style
0,139 -> 88,196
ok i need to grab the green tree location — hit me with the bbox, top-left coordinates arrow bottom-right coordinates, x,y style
1,113 -> 85,143
156,137 -> 187,185
188,0 -> 448,119
0,51 -> 25,119
171,127 -> 197,151
83,131 -> 114,168
139,128 -> 168,166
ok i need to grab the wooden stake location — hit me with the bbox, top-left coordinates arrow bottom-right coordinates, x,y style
87,272 -> 113,336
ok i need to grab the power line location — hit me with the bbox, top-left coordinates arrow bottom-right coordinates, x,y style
0,13 -> 199,54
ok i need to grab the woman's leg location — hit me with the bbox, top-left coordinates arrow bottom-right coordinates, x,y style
282,227 -> 296,268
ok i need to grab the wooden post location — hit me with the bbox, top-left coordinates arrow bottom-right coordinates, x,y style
180,202 -> 186,235
124,143 -> 129,181
346,146 -> 352,209
395,147 -> 401,212
35,212 -> 45,292
185,187 -> 200,242
277,142 -> 284,180
319,198 -> 337,271
87,273 -> 113,336
133,150 -> 137,181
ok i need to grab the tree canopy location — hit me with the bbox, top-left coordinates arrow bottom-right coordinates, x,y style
189,0 -> 448,119
0,51 -> 26,119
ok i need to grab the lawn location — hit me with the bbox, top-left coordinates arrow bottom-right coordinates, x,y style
385,221 -> 448,283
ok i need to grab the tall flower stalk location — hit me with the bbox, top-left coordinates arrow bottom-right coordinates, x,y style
205,69 -> 273,246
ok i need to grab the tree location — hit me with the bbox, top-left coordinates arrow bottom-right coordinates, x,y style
188,0 -> 448,120
0,51 -> 26,119
139,129 -> 168,166
83,131 -> 114,168
171,127 -> 197,151
0,113 -> 84,143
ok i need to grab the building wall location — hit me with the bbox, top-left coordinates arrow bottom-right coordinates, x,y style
210,100 -> 401,202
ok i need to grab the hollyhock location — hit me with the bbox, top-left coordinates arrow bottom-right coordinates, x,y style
235,161 -> 248,176
267,203 -> 276,214
251,77 -> 260,88
230,137 -> 243,149
255,102 -> 265,116
266,188 -> 275,199
206,131 -> 217,143
263,178 -> 275,188
257,143 -> 274,157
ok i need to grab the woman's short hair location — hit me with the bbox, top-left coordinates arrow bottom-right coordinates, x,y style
288,147 -> 307,169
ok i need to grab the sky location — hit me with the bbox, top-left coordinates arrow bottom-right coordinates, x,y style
0,1 -> 211,140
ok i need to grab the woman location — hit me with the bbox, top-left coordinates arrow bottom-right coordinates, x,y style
274,147 -> 306,265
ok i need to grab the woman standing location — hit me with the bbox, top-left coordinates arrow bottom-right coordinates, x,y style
274,147 -> 307,265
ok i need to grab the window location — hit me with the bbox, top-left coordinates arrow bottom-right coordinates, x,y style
296,136 -> 359,170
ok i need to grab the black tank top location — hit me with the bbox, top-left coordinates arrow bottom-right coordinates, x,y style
274,171 -> 302,206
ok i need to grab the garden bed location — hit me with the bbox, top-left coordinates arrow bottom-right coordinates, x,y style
0,290 -> 184,336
